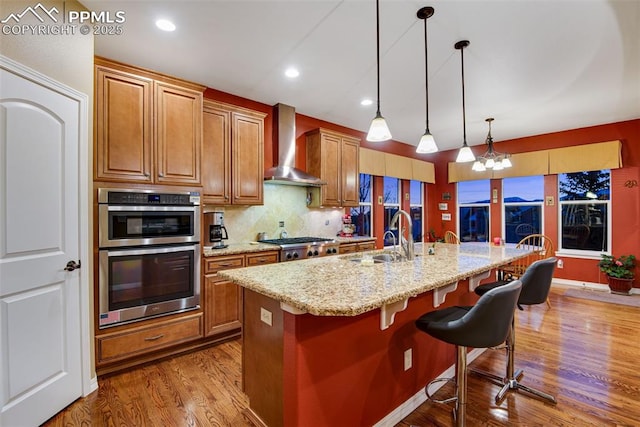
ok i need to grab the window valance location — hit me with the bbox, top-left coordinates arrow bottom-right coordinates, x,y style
359,148 -> 435,183
448,140 -> 622,183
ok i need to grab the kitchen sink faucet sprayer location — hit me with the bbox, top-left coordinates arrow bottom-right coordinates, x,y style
389,210 -> 415,260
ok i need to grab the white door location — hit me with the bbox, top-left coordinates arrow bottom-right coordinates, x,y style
0,58 -> 85,426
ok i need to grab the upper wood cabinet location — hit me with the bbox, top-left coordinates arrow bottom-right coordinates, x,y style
202,100 -> 266,205
306,128 -> 360,207
94,57 -> 204,185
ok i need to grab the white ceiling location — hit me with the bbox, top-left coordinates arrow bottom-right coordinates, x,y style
81,0 -> 640,153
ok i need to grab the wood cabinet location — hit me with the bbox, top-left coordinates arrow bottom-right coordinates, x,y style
96,313 -> 203,365
339,240 -> 376,254
202,100 -> 266,205
94,57 -> 204,185
203,251 -> 279,337
306,128 -> 360,207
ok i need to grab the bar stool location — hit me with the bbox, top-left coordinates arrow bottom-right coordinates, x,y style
472,257 -> 557,404
415,280 -> 522,427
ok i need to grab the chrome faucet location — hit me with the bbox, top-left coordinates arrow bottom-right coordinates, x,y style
383,230 -> 397,252
389,210 -> 415,260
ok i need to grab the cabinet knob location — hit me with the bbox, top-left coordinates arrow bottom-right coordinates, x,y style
158,172 -> 164,178
144,173 -> 150,178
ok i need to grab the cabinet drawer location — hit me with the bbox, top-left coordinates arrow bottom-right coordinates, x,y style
358,242 -> 376,251
97,314 -> 202,363
204,255 -> 244,274
246,251 -> 279,266
339,243 -> 357,254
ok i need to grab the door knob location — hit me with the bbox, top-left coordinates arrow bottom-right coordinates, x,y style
64,260 -> 81,271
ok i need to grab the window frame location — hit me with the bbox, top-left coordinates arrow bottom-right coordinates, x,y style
557,170 -> 611,258
457,180 -> 491,243
383,177 -> 401,247
409,180 -> 424,243
501,176 -> 545,244
350,173 -> 373,237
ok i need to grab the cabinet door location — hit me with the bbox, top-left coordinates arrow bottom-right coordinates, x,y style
155,81 -> 202,185
232,111 -> 264,205
340,137 -> 360,207
204,275 -> 242,336
320,133 -> 342,206
202,103 -> 231,204
95,67 -> 152,182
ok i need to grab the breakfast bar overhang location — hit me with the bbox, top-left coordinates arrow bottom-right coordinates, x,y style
219,243 -> 530,426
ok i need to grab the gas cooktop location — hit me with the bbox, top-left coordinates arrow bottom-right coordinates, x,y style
257,237 -> 340,261
258,237 -> 335,246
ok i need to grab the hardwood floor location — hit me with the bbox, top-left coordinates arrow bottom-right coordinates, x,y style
43,286 -> 640,426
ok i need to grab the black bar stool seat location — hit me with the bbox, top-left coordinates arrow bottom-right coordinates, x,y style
415,280 -> 522,426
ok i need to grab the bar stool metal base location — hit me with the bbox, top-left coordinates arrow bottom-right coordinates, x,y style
425,346 -> 467,427
470,321 -> 557,405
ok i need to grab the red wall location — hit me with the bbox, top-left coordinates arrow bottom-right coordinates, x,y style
282,280 -> 479,426
203,87 -> 639,287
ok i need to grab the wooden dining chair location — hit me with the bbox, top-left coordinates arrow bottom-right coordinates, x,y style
499,234 -> 554,307
444,231 -> 461,244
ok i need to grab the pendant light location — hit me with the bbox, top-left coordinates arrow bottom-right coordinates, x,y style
415,6 -> 438,154
366,0 -> 392,142
472,118 -> 513,172
454,40 -> 475,163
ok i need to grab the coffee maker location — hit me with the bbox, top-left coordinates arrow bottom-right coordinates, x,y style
209,211 -> 229,249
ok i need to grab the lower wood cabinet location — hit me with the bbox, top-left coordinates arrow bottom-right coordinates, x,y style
203,251 -> 279,337
339,241 -> 376,254
96,313 -> 203,365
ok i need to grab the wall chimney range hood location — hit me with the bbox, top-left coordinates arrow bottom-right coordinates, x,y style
264,103 -> 325,187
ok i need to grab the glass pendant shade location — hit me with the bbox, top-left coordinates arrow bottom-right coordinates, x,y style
501,156 -> 512,168
367,113 -> 392,142
472,160 -> 486,171
416,131 -> 438,153
456,144 -> 475,163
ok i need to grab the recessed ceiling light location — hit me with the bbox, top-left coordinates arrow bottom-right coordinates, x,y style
361,99 -> 373,106
285,68 -> 300,78
156,19 -> 176,32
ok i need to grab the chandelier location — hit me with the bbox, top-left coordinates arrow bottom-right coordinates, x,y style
472,118 -> 512,171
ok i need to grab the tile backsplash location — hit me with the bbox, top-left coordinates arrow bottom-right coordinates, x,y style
203,185 -> 345,244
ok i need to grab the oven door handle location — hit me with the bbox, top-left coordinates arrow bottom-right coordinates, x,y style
103,205 -> 199,213
102,243 -> 201,257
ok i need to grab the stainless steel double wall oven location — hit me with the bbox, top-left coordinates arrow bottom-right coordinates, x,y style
98,188 -> 201,328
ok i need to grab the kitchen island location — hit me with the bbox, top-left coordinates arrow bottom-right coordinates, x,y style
219,242 -> 530,427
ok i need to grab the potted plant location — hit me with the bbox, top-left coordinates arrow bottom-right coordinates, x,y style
598,254 -> 636,295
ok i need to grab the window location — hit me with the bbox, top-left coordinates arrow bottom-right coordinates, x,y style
503,176 -> 544,243
409,180 -> 423,242
559,170 -> 610,253
458,180 -> 490,242
350,174 -> 372,237
383,177 -> 400,246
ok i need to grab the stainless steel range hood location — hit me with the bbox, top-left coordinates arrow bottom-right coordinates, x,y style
264,103 -> 325,187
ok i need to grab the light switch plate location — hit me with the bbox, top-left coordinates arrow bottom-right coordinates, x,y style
260,308 -> 272,326
442,213 -> 452,221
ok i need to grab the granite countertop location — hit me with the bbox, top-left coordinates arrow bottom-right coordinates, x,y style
218,242 -> 531,317
203,242 -> 280,257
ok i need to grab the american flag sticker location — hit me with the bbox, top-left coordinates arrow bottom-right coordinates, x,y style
100,311 -> 120,326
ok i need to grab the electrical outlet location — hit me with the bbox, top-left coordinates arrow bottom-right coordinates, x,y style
260,308 -> 272,326
557,259 -> 564,269
404,348 -> 412,371
279,221 -> 285,227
